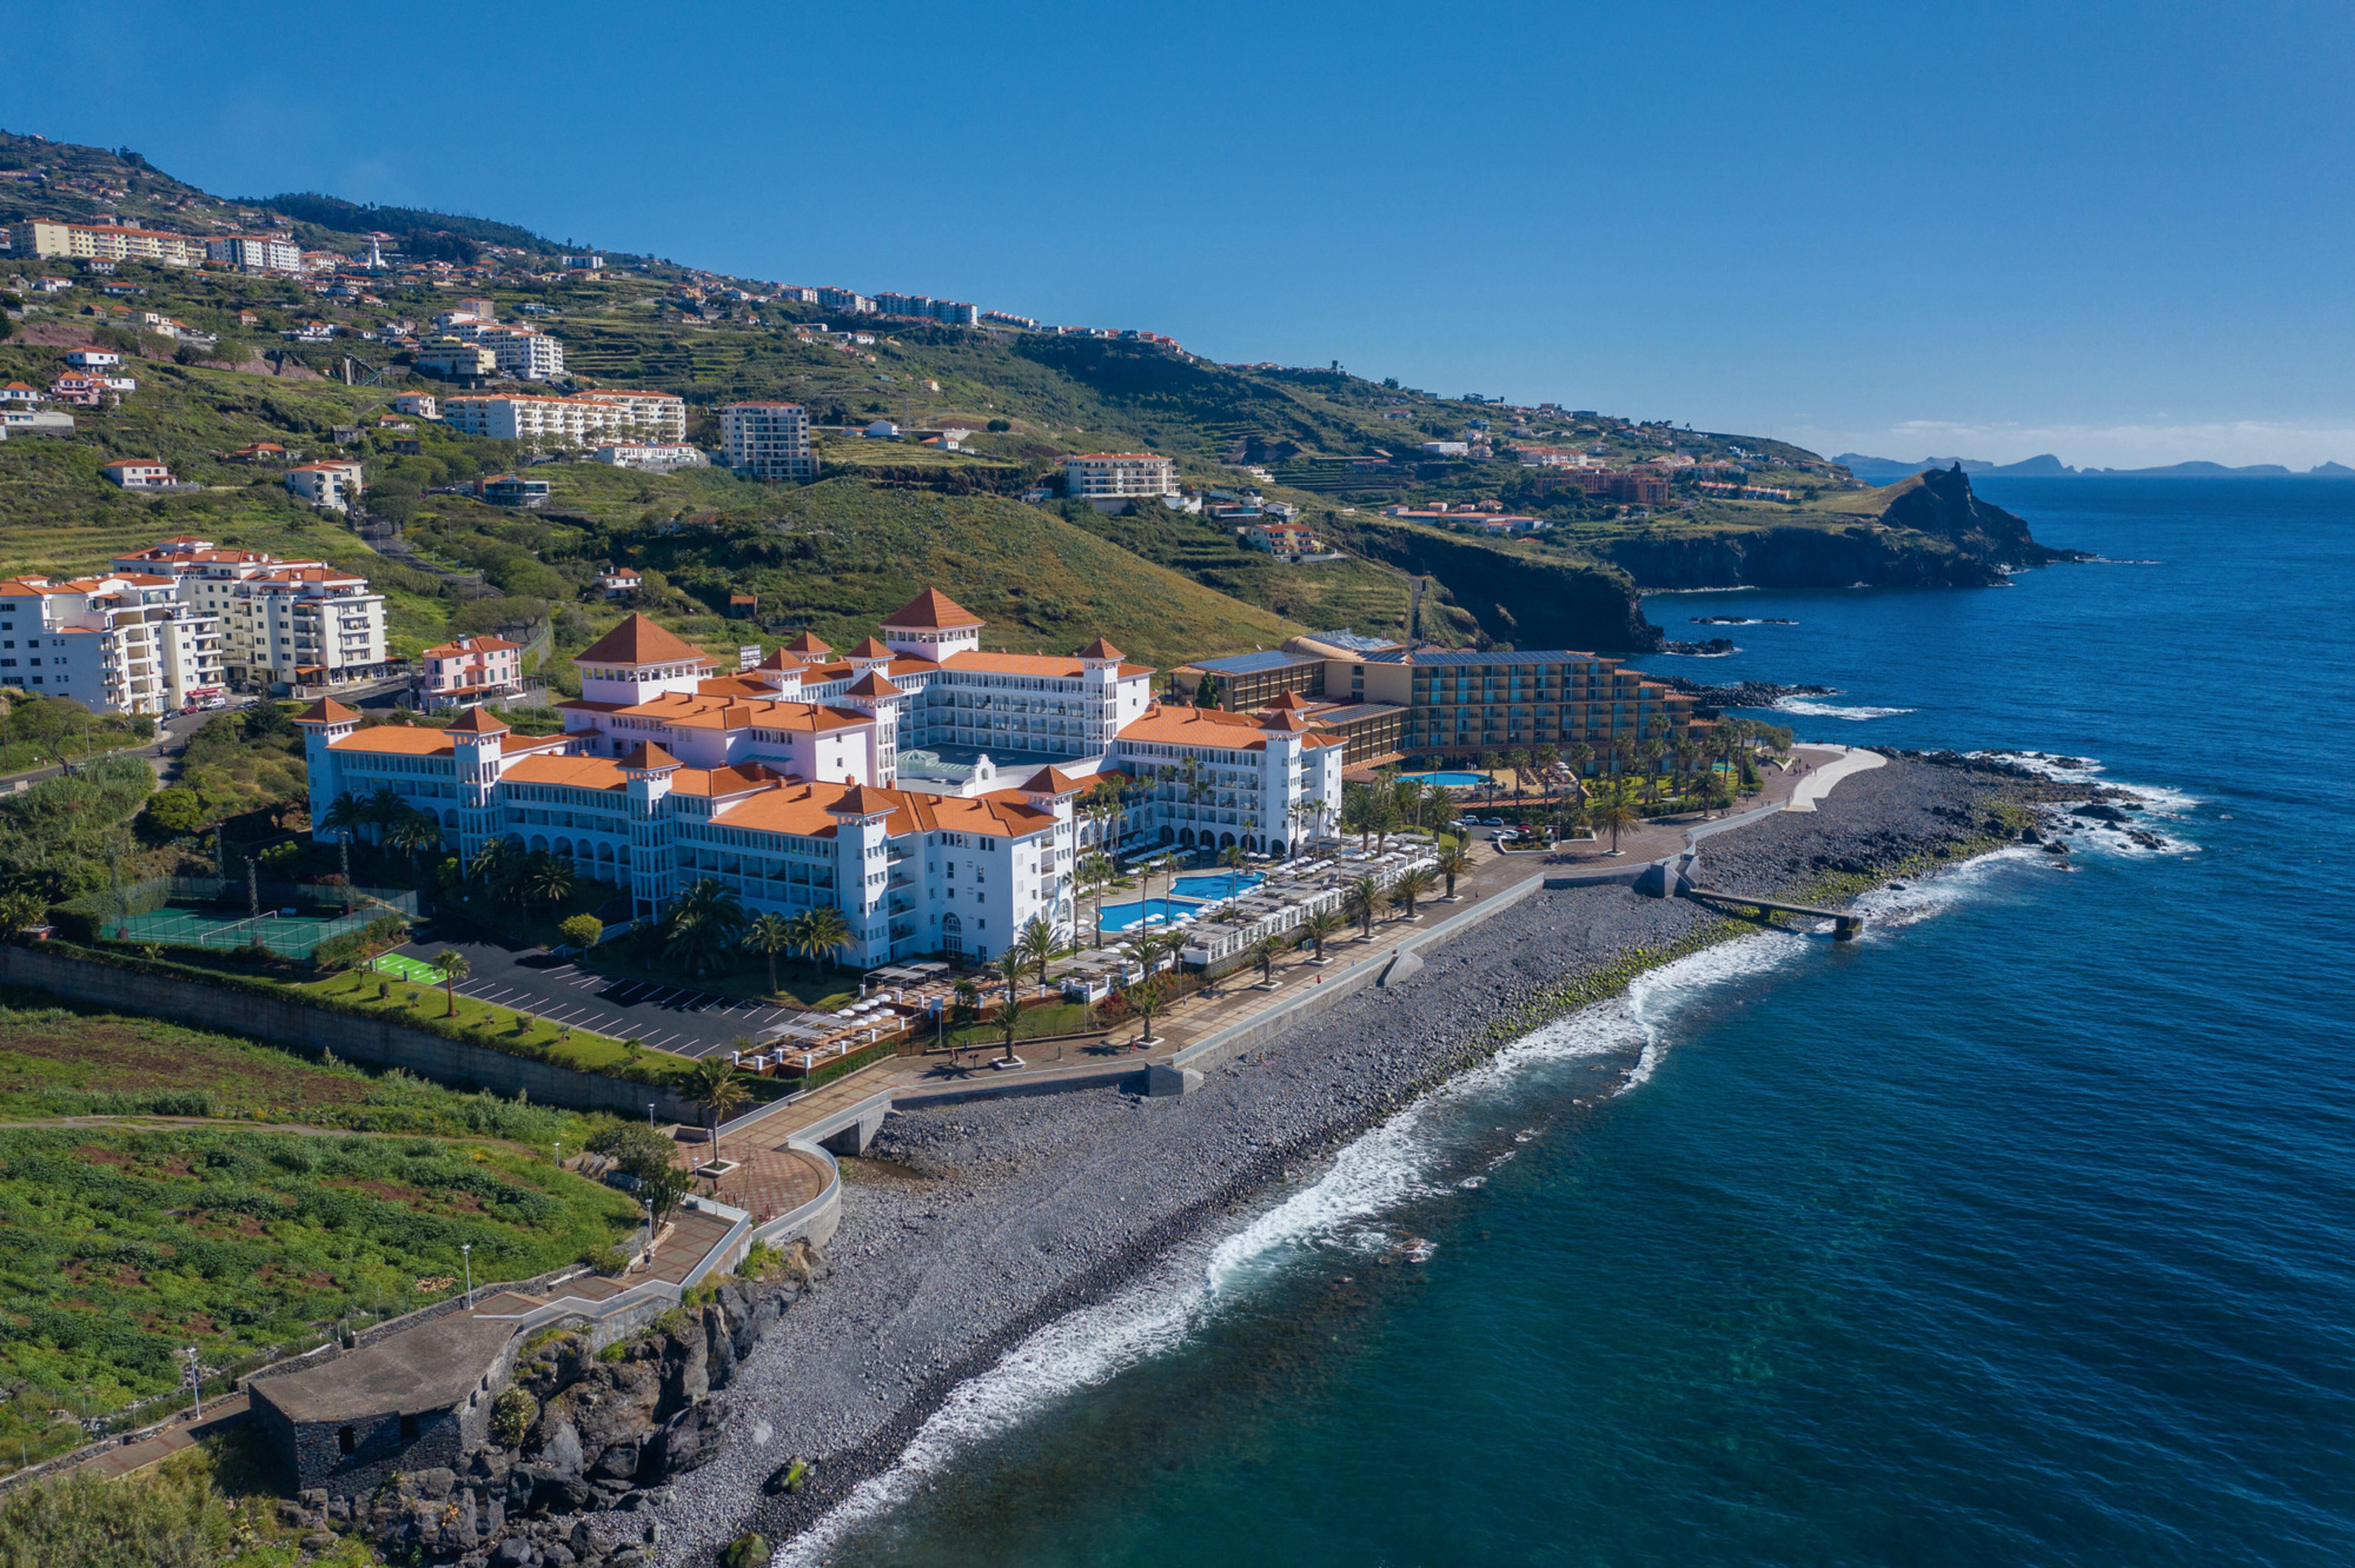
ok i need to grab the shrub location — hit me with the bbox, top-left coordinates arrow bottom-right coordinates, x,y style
582,1244 -> 629,1276
587,1119 -> 675,1181
557,913 -> 603,949
142,786 -> 206,836
490,1387 -> 537,1448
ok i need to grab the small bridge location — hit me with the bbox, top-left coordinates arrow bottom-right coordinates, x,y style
1682,885 -> 1864,941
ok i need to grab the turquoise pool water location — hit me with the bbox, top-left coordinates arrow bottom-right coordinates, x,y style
1169,872 -> 1262,901
1399,770 -> 1488,788
1095,896 -> 1205,933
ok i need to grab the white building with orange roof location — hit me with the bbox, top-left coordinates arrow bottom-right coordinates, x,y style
414,634 -> 525,711
1062,451 -> 1179,501
284,459 -> 366,512
0,568 -> 225,715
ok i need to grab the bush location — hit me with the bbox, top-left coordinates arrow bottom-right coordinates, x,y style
143,786 -> 206,835
557,913 -> 603,950
582,1243 -> 629,1276
587,1119 -> 675,1181
490,1387 -> 537,1448
310,915 -> 409,972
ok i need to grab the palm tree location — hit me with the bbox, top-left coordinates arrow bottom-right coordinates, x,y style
434,948 -> 470,1017
1534,744 -> 1562,804
993,993 -> 1025,1063
1300,907 -> 1344,963
1434,842 -> 1471,899
1014,913 -> 1059,995
366,786 -> 408,847
1219,842 -> 1246,875
1118,973 -> 1168,1044
320,790 -> 368,845
1594,782 -> 1638,856
469,835 -> 516,890
1567,742 -> 1595,795
1249,931 -> 1290,986
796,904 -> 853,972
1390,866 -> 1438,919
1505,748 -> 1531,810
522,851 -> 574,913
1080,851 -> 1115,946
385,807 -> 440,884
1342,875 -> 1382,938
1480,751 -> 1502,799
1368,790 -> 1402,853
742,911 -> 796,994
688,1057 -> 749,1156
1340,782 -> 1373,851
663,878 -> 749,977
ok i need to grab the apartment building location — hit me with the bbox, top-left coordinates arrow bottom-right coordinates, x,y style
100,459 -> 178,489
1373,648 -> 1699,758
720,402 -> 817,481
593,440 -> 706,472
815,286 -> 875,315
6,220 -> 206,268
414,339 -> 496,379
392,393 -> 440,420
1062,452 -> 1178,499
205,234 -> 305,274
875,293 -> 981,326
0,570 -> 225,715
108,537 -> 392,692
284,460 -> 366,512
414,634 -> 524,711
443,390 -> 687,446
478,326 -> 565,381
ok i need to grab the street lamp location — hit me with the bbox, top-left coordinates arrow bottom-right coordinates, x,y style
647,1102 -> 656,1127
184,1347 -> 203,1420
460,1243 -> 473,1309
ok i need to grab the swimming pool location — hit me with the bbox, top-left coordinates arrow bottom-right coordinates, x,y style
1398,770 -> 1489,788
1095,896 -> 1206,933
1170,871 -> 1263,901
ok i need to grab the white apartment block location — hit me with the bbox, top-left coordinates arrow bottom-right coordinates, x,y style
6,221 -> 206,268
815,286 -> 875,315
594,441 -> 707,472
444,390 -> 687,447
109,537 -> 392,691
393,393 -> 440,420
484,326 -> 565,381
300,589 -> 1344,970
721,402 -> 817,480
1064,452 -> 1179,499
284,461 -> 366,512
0,570 -> 226,716
205,234 -> 305,274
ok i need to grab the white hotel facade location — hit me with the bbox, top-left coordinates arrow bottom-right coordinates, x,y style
303,589 -> 1344,968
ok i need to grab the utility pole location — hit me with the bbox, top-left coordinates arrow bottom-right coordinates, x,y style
461,1243 -> 473,1308
184,1347 -> 203,1419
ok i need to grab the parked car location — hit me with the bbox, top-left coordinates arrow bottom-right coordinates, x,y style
1484,816 -> 1505,826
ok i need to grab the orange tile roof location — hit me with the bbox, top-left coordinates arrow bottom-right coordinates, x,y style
843,671 -> 902,698
610,690 -> 871,734
669,763 -> 790,798
849,636 -> 892,658
783,631 -> 832,655
881,587 -> 983,629
331,726 -> 455,758
1018,766 -> 1083,794
445,705 -> 510,734
620,742 -> 679,770
294,697 -> 358,723
501,754 -> 628,791
1077,637 -> 1124,660
575,612 -> 714,667
1117,702 -> 1340,751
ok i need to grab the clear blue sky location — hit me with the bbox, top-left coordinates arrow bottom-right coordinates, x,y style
14,1 -> 2353,467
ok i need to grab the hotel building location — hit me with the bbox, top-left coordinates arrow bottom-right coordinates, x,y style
302,589 -> 1345,967
109,537 -> 393,692
0,570 -> 225,714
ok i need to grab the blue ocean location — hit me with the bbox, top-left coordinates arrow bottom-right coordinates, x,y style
803,480 -> 2355,1567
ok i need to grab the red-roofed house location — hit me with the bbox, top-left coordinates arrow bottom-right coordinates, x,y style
414,634 -> 525,711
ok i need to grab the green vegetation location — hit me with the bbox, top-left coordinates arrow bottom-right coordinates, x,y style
0,1119 -> 635,1461
0,694 -> 155,776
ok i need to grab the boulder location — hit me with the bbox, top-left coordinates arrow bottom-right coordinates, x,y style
491,1540 -> 537,1568
646,1398 -> 729,1478
721,1532 -> 773,1568
542,1420 -> 585,1476
590,1440 -> 640,1481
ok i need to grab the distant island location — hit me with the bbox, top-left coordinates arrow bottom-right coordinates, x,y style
1835,453 -> 2355,483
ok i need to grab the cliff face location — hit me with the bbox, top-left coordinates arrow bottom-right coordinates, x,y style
1596,467 -> 2083,591
1336,519 -> 1665,651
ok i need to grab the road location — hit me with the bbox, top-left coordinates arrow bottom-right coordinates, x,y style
0,705 -> 224,792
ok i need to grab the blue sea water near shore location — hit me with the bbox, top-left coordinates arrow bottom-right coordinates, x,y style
805,480 -> 2355,1567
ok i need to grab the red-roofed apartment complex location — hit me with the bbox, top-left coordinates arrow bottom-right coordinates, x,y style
0,567 -> 225,715
302,587 -> 1348,968
109,536 -> 393,692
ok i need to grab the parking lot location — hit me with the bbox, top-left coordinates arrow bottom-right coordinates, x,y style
394,934 -> 811,1059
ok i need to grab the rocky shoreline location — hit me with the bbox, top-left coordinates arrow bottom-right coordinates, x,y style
635,759 -> 2107,1565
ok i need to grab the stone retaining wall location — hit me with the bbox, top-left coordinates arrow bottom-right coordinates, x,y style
0,944 -> 704,1122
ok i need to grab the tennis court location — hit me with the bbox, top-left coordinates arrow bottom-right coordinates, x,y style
108,902 -> 384,959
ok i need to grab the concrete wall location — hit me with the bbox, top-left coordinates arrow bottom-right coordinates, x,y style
0,945 -> 705,1122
